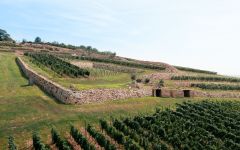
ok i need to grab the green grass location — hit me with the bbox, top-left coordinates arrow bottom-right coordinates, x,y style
21,56 -> 160,90
22,56 -> 133,90
1,52 -> 240,148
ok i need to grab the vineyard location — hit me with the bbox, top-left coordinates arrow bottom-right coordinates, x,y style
191,83 -> 240,91
24,52 -> 90,77
174,66 -> 217,74
74,56 -> 166,71
171,75 -> 240,83
7,101 -> 240,150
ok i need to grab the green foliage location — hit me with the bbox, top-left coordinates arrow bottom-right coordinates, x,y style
35,37 -> 42,43
191,83 -> 240,90
86,124 -> 116,150
131,74 -> 137,81
45,41 -> 116,56
99,120 -> 141,150
158,79 -> 164,88
0,29 -> 13,41
113,119 -> 150,149
8,136 -> 17,150
120,101 -> 240,149
172,75 -> 240,82
70,125 -> 96,150
25,52 -> 90,77
32,132 -> 50,150
136,78 -> 142,83
77,56 -> 166,70
51,128 -> 72,150
144,78 -> 150,84
175,66 -> 217,74
22,39 -> 27,44
100,119 -> 125,144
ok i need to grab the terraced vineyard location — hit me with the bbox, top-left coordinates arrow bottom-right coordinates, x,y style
7,101 -> 240,149
171,75 -> 240,83
25,52 -> 90,77
191,83 -> 240,90
2,51 -> 190,148
74,56 -> 166,71
1,43 -> 240,149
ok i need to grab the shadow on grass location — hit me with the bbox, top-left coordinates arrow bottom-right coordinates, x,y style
20,84 -> 30,87
15,57 -> 65,105
15,58 -> 28,79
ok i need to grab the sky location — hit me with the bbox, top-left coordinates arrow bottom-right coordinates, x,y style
0,0 -> 240,76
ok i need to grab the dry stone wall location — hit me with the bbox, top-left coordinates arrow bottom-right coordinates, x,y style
16,57 -> 74,104
16,57 -> 152,104
73,87 -> 152,104
18,57 -> 240,103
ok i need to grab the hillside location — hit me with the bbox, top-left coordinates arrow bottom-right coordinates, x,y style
1,41 -> 240,149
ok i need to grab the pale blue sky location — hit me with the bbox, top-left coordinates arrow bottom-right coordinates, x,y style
1,0 -> 240,76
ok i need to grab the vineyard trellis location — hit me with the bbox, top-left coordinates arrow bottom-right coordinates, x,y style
174,66 -> 217,74
51,128 -> 72,150
32,131 -> 50,150
70,125 -> 96,150
191,83 -> 240,90
5,101 -> 240,150
171,75 -> 240,82
25,52 -> 90,77
86,124 -> 117,150
75,56 -> 166,71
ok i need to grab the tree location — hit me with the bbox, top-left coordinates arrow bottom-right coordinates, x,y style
0,29 -> 12,41
34,37 -> 42,43
22,39 -> 27,44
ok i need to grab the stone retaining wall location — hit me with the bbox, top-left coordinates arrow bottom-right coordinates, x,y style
16,57 -> 74,104
16,57 -> 152,104
73,87 -> 152,104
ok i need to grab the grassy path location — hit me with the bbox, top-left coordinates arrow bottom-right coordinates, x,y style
0,52 -> 239,148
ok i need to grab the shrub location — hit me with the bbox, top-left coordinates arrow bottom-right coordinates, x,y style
158,79 -> 164,88
136,79 -> 142,83
144,78 -> 150,84
8,136 -> 17,150
131,74 -> 136,81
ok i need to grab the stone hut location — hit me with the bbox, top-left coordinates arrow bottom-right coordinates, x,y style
152,88 -> 194,98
